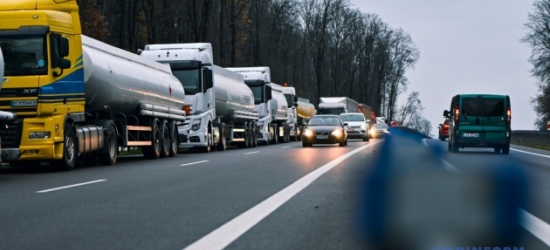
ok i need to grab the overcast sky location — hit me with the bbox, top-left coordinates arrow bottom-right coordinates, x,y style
349,0 -> 539,133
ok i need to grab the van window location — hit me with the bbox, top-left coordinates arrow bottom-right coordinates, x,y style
462,98 -> 504,117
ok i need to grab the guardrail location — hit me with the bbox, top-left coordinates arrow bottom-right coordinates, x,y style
512,130 -> 550,149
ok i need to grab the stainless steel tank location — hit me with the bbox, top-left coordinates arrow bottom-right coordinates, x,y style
213,65 -> 256,122
82,35 -> 185,114
270,83 -> 288,121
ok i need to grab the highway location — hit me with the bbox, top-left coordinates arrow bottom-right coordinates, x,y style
0,137 -> 549,250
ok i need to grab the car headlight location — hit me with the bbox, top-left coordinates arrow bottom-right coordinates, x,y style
304,129 -> 314,137
29,131 -> 51,139
361,124 -> 367,130
191,119 -> 201,131
332,129 -> 343,137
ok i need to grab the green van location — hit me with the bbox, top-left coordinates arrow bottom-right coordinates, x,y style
443,94 -> 511,154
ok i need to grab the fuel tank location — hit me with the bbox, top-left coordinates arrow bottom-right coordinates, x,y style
213,65 -> 256,122
82,35 -> 185,114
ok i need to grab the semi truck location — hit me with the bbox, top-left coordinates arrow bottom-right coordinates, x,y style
282,85 -> 315,141
140,43 -> 259,152
358,103 -> 375,124
0,0 -> 187,170
226,67 -> 290,144
318,97 -> 359,115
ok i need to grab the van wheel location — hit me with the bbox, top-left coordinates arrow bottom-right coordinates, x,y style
502,144 -> 510,155
451,141 -> 459,153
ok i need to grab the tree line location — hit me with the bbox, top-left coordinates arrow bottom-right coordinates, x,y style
77,0 -> 420,125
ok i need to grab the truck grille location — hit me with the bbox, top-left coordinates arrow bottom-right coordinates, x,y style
0,119 -> 23,149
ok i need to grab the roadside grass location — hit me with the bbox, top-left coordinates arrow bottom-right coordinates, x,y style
512,142 -> 550,151
118,147 -> 142,156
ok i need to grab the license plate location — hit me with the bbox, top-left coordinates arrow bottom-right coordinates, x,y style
463,133 -> 479,138
316,135 -> 328,139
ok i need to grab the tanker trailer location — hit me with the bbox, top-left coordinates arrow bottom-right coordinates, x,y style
282,85 -> 315,141
0,0 -> 186,171
226,67 -> 290,144
140,43 -> 258,152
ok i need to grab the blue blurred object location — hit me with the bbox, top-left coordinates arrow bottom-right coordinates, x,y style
360,127 -> 528,250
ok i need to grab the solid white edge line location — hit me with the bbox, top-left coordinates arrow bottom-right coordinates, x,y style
180,160 -> 209,167
520,209 -> 550,246
183,141 -> 382,250
244,151 -> 260,155
37,179 -> 107,193
511,148 -> 550,159
425,140 -> 550,247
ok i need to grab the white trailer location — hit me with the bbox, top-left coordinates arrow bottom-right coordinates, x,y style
282,86 -> 315,141
226,67 -> 291,144
140,43 -> 259,152
318,97 -> 359,115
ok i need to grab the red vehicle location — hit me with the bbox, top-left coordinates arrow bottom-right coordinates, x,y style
438,119 -> 450,141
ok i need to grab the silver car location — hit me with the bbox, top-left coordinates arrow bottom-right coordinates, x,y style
340,113 -> 369,141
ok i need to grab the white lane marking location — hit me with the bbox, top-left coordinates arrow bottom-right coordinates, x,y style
281,146 -> 290,149
426,141 -> 550,247
244,151 -> 260,155
37,179 -> 107,193
511,148 -> 550,159
183,141 -> 382,250
521,209 -> 550,247
180,160 -> 209,167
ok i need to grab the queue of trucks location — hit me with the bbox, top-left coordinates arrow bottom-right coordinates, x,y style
0,0 -> 380,170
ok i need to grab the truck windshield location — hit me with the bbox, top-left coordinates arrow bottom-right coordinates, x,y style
318,108 -> 344,115
0,35 -> 48,76
249,85 -> 263,105
172,68 -> 201,95
284,94 -> 293,108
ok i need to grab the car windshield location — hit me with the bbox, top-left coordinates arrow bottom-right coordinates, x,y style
308,117 -> 341,126
340,114 -> 364,122
0,35 -> 48,76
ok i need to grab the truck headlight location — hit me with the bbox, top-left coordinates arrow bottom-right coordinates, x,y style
29,131 -> 51,139
191,119 -> 201,131
304,129 -> 314,137
332,129 -> 343,137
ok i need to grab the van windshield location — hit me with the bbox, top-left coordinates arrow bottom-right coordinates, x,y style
462,98 -> 504,117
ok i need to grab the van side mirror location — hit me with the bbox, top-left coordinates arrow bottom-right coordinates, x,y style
265,85 -> 272,100
443,110 -> 449,117
203,68 -> 213,91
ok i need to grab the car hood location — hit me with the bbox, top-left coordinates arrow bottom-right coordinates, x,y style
306,126 -> 341,132
344,121 -> 366,127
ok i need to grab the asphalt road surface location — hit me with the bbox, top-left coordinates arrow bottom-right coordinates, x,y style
1,137 -> 549,250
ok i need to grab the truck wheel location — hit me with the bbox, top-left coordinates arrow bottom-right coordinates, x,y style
99,124 -> 117,166
169,121 -> 178,157
160,120 -> 171,158
217,124 -> 227,151
252,123 -> 258,147
241,123 -> 250,148
202,124 -> 212,153
52,123 -> 77,171
143,120 -> 161,159
273,125 -> 279,144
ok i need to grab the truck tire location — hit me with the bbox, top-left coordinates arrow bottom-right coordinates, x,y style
169,121 -> 178,157
143,120 -> 161,159
252,123 -> 258,147
217,124 -> 227,151
99,124 -> 118,166
160,120 -> 171,158
273,125 -> 279,144
240,122 -> 250,148
51,123 -> 77,171
202,124 -> 212,153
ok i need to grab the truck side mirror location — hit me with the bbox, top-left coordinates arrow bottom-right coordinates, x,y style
59,37 -> 69,57
203,68 -> 213,91
443,110 -> 449,117
265,85 -> 272,100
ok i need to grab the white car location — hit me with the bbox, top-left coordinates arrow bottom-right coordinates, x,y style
339,113 -> 370,141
